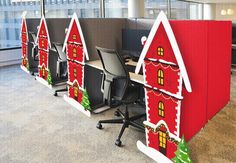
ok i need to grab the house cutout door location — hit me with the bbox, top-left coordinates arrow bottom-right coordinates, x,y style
74,86 -> 78,101
159,130 -> 167,155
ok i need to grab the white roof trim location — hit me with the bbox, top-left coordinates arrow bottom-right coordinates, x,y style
135,11 -> 192,92
35,15 -> 51,49
62,13 -> 89,61
143,120 -> 180,141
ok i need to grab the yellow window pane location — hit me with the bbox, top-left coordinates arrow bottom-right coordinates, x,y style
159,132 -> 162,136
72,34 -> 76,40
163,138 -> 166,144
163,133 -> 166,138
161,79 -> 164,85
160,111 -> 162,116
163,144 -> 166,148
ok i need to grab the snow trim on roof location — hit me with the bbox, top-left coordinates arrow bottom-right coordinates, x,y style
62,12 -> 89,61
35,15 -> 51,49
143,120 -> 181,141
135,11 -> 192,93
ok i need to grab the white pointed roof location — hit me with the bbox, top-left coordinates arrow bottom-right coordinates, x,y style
20,11 -> 28,42
135,11 -> 192,92
62,13 -> 89,61
35,15 -> 51,49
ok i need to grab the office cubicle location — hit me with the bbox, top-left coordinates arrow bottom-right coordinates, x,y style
46,18 -> 70,84
23,17 -> 231,142
26,18 -> 40,74
80,18 -> 231,142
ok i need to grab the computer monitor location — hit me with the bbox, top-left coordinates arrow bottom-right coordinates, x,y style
122,28 -> 150,58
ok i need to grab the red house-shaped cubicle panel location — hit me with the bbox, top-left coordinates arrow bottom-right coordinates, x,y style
136,11 -> 192,161
36,16 -> 51,81
20,18 -> 28,69
63,13 -> 89,104
136,12 -> 231,162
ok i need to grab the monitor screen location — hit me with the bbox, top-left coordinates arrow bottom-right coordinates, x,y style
122,29 -> 150,58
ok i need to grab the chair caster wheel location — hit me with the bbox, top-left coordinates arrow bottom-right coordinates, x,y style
96,123 -> 102,129
54,92 -> 58,96
31,72 -> 34,76
114,110 -> 120,117
115,139 -> 122,147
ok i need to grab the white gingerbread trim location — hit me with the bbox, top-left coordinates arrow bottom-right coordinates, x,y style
20,65 -> 30,74
135,11 -> 192,93
62,12 -> 89,61
35,76 -> 52,89
67,79 -> 85,92
35,15 -> 51,49
64,94 -> 91,117
137,141 -> 173,163
38,63 -> 49,70
174,100 -> 181,137
144,120 -> 181,141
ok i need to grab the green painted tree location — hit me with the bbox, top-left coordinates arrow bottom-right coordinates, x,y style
47,69 -> 52,85
172,135 -> 192,163
81,89 -> 91,111
26,59 -> 30,71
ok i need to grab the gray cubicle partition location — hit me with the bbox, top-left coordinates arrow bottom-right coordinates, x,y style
80,18 -> 126,61
26,18 -> 40,73
46,18 -> 70,84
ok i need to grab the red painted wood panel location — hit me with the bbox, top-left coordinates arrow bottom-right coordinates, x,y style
170,21 -> 209,141
207,21 -> 231,120
146,23 -> 178,64
144,61 -> 181,95
146,88 -> 179,134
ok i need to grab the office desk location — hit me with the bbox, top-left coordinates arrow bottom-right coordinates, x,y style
86,59 -> 144,84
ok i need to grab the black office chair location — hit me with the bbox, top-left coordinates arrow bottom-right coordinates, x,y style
29,32 -> 39,75
53,43 -> 68,96
95,46 -> 145,147
29,32 -> 38,61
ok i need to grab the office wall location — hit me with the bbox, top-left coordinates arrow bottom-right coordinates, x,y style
0,48 -> 21,67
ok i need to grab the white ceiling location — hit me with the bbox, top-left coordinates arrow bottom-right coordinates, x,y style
189,0 -> 236,4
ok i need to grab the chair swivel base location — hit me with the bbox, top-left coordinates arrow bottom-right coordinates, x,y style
96,107 -> 145,147
54,88 -> 68,96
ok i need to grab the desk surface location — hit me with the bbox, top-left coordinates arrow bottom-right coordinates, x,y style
86,59 -> 144,84
232,44 -> 236,49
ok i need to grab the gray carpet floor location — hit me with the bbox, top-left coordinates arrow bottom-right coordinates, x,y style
0,65 -> 235,163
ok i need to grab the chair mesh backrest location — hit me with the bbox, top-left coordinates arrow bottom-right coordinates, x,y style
54,43 -> 67,61
96,47 -> 128,77
96,46 -> 129,100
